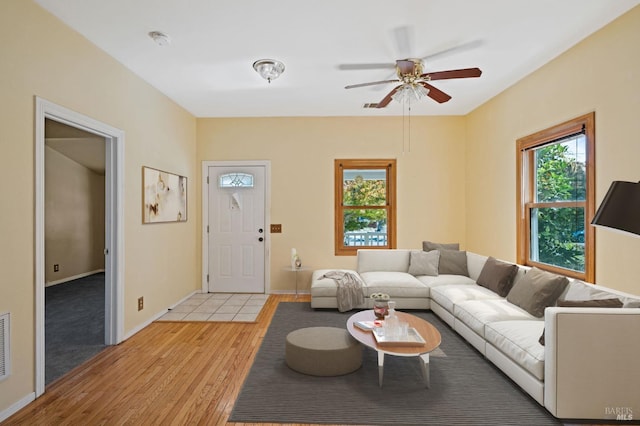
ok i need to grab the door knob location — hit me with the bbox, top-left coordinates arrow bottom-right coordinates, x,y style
258,237 -> 264,242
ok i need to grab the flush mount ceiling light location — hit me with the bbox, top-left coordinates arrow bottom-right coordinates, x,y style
253,59 -> 285,83
148,31 -> 171,46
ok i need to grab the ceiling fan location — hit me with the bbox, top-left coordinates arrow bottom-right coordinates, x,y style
340,26 -> 482,108
343,58 -> 482,108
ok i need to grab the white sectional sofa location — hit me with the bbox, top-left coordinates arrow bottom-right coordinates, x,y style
310,248 -> 640,421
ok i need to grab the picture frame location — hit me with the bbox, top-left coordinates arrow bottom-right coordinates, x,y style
142,166 -> 187,223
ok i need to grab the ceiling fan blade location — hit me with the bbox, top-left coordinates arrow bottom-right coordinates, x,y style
396,59 -> 416,75
419,82 -> 452,103
372,72 -> 397,91
392,26 -> 413,59
345,79 -> 399,89
376,85 -> 403,108
423,67 -> 482,81
338,63 -> 396,71
420,39 -> 484,62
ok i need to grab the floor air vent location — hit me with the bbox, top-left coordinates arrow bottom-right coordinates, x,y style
0,312 -> 9,381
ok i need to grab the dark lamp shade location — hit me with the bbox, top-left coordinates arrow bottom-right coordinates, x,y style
591,181 -> 640,237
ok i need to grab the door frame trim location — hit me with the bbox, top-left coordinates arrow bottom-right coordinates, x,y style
201,160 -> 271,294
35,97 -> 125,396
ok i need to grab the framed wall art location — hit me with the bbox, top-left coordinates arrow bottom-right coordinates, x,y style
142,166 -> 187,223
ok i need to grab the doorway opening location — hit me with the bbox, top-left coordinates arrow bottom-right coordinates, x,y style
44,119 -> 106,384
35,97 -> 125,396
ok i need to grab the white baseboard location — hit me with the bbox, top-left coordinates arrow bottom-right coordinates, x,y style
269,289 -> 309,295
123,290 -> 200,341
0,392 -> 35,422
123,313 -> 163,341
45,269 -> 105,287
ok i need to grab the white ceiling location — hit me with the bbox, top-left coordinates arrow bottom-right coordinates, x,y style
35,0 -> 639,118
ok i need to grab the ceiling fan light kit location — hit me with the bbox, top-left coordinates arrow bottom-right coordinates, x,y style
344,56 -> 481,108
253,59 -> 285,83
391,83 -> 429,104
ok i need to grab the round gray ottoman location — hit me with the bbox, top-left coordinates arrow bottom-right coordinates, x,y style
285,327 -> 362,376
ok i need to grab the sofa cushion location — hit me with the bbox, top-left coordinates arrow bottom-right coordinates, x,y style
422,240 -> 459,251
507,267 -> 569,318
466,252 -> 489,281
563,279 -> 640,308
485,320 -> 545,380
562,279 -> 619,301
357,249 -> 411,273
408,250 -> 440,276
623,299 -> 640,308
310,269 -> 358,297
431,284 -> 502,314
416,275 -> 476,298
454,299 -> 535,337
359,271 -> 429,299
476,257 -> 519,297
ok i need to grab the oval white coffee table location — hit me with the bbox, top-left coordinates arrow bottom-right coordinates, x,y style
347,309 -> 442,388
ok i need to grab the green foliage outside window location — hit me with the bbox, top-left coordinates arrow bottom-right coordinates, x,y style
536,143 -> 586,202
343,175 -> 386,232
533,141 -> 586,272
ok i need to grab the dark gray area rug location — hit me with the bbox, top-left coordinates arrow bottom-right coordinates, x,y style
45,273 -> 105,385
229,302 -> 560,425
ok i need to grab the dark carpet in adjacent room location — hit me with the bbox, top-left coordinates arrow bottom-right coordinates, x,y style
45,273 -> 105,385
229,302 -> 560,425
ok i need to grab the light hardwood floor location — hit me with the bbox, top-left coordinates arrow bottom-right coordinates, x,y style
4,294 -> 352,426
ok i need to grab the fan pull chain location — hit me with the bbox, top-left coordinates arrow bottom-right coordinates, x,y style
401,99 -> 411,155
408,103 -> 411,153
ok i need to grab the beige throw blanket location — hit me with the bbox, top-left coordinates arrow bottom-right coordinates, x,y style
320,271 -> 365,312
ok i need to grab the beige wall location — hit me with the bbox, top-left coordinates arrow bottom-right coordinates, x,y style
196,116 -> 467,292
3,0 -> 640,418
465,6 -> 640,293
45,146 -> 105,283
0,0 -> 197,412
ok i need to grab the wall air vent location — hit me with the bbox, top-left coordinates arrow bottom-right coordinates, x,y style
362,103 -> 380,108
0,312 -> 9,381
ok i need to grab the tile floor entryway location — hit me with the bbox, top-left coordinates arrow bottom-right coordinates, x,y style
157,293 -> 269,322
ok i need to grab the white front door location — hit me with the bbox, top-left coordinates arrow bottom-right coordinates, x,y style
207,165 -> 266,293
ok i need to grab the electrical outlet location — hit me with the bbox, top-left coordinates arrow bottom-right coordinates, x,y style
270,224 -> 282,233
137,297 -> 144,311
53,264 -> 59,272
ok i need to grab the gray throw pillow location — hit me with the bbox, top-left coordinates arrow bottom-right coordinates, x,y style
539,297 -> 623,345
438,250 -> 469,276
556,298 -> 623,308
476,257 -> 519,297
408,250 -> 440,276
507,267 -> 569,318
422,240 -> 460,252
